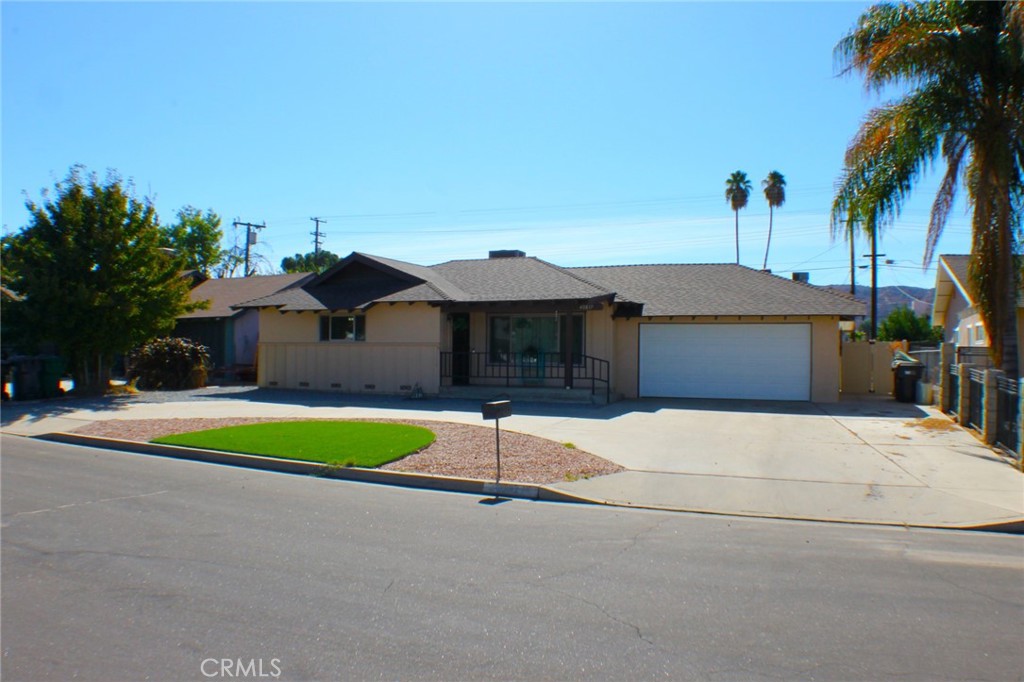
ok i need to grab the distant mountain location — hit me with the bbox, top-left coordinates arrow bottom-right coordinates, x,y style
821,284 -> 935,321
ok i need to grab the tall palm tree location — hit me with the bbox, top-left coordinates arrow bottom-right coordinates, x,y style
831,1 -> 1023,377
725,170 -> 752,265
762,171 -> 786,270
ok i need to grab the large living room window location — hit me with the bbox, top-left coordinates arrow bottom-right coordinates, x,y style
319,315 -> 366,341
488,314 -> 583,363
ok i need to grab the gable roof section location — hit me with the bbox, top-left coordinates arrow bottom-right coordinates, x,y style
432,257 -> 613,302
931,253 -> 1024,327
932,255 -> 972,327
179,272 -> 313,319
571,264 -> 865,317
239,252 -> 465,312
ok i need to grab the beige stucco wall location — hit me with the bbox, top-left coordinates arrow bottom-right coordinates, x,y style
256,305 -> 844,401
259,309 -> 319,343
608,315 -> 843,402
367,303 -> 444,343
257,303 -> 442,394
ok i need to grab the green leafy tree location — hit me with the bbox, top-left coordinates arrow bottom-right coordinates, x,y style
281,250 -> 340,274
725,171 -> 752,265
2,166 -> 200,394
761,171 -> 786,270
831,1 -> 1024,377
877,306 -> 943,343
159,206 -> 224,277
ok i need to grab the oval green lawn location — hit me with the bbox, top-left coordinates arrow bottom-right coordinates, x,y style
152,421 -> 435,467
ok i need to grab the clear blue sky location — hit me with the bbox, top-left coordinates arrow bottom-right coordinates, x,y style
2,1 -> 973,291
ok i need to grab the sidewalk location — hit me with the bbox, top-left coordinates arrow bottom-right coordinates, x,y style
2,387 -> 1021,531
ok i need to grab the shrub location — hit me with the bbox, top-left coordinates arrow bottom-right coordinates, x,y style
129,337 -> 210,390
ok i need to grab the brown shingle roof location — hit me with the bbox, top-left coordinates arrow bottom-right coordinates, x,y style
431,257 -> 612,302
180,273 -> 313,319
235,252 -> 864,317
570,264 -> 865,317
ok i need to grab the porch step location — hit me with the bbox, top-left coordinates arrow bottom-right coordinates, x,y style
439,385 -> 609,405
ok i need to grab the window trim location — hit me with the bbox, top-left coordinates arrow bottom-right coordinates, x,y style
318,314 -> 366,342
486,313 -> 584,365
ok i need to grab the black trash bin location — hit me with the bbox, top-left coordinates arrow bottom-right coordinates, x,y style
38,355 -> 67,399
11,356 -> 43,401
893,361 -> 924,403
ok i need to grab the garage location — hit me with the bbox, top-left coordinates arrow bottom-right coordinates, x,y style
639,323 -> 811,400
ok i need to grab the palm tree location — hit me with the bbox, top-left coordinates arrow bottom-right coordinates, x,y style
831,1 -> 1023,377
762,171 -> 786,270
725,171 -> 752,264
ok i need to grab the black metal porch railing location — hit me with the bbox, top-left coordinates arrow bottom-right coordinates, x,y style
440,351 -> 610,402
967,368 -> 985,431
995,375 -> 1020,456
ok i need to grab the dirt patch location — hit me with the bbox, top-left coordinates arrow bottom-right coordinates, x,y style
905,416 -> 959,432
70,417 -> 624,485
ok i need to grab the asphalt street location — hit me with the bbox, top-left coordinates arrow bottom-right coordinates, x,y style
3,436 -> 1022,682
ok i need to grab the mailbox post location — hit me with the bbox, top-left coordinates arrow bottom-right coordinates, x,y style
481,400 -> 512,486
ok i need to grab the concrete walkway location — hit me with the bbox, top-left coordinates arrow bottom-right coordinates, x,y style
2,387 -> 1021,530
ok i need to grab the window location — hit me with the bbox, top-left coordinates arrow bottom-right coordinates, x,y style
975,325 -> 986,344
488,314 -> 583,363
319,315 -> 366,341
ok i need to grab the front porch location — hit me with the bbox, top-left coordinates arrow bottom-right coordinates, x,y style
439,351 -> 611,404
438,383 -> 611,405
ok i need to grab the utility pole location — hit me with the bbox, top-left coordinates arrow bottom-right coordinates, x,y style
862,227 -> 886,340
234,219 -> 266,277
849,221 -> 856,297
310,217 -> 327,257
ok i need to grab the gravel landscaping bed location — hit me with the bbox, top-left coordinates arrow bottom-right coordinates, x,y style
71,417 -> 623,485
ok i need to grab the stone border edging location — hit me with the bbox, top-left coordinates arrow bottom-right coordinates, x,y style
34,432 -> 599,506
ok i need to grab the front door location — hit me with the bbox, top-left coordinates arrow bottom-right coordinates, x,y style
451,313 -> 470,385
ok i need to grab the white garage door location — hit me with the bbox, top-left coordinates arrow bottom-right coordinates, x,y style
639,324 -> 811,400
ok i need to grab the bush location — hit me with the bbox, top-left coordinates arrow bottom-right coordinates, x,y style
877,307 -> 943,343
129,337 -> 210,390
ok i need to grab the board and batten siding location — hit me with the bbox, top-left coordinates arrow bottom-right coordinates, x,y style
257,304 -> 443,394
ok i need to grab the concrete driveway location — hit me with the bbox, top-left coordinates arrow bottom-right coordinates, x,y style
517,397 -> 1023,528
2,388 -> 1021,529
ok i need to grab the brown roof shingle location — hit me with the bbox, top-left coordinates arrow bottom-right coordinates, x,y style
431,257 -> 612,302
570,264 -> 865,317
180,273 -> 313,319
235,252 -> 864,317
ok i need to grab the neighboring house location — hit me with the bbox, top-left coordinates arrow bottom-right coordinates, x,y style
931,254 -> 1024,364
238,251 -> 864,402
175,273 -> 313,369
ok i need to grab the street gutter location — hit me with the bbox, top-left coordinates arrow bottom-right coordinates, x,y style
32,431 -> 1024,534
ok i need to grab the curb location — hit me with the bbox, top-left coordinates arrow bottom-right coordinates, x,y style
31,432 -> 1024,534
34,432 -> 596,506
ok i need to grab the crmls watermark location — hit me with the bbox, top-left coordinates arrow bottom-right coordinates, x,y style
200,658 -> 282,679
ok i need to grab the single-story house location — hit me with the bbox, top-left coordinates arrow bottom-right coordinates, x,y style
931,254 -> 1024,365
175,272 -> 313,369
237,251 -> 864,402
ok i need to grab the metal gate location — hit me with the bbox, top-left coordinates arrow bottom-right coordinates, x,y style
967,369 -> 984,431
995,376 -> 1019,455
947,364 -> 960,416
